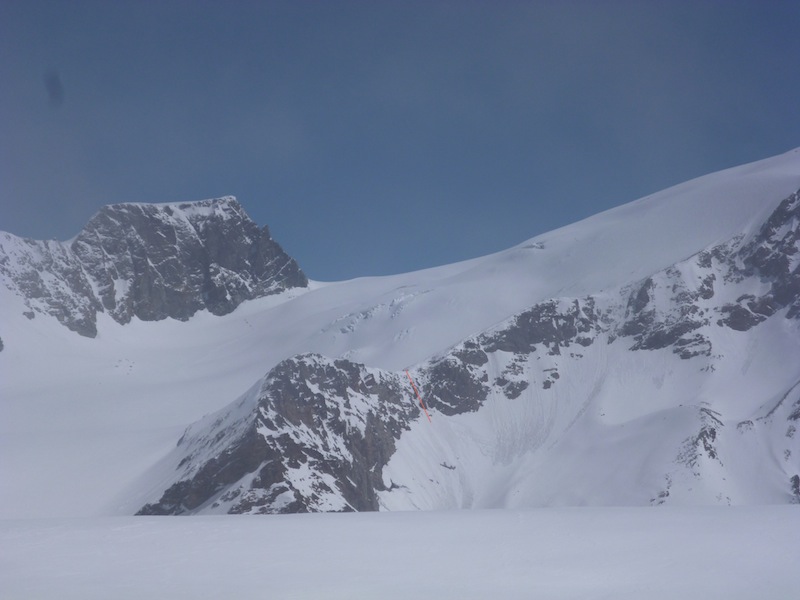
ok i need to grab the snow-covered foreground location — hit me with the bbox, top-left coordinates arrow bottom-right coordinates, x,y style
2,507 -> 798,599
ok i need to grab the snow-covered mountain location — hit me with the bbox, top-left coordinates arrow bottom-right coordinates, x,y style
1,149 -> 799,518
0,196 -> 307,336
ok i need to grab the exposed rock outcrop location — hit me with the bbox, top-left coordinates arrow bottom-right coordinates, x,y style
0,197 -> 307,336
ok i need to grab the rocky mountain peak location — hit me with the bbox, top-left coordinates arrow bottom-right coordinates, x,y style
79,196 -> 250,234
0,197 -> 307,336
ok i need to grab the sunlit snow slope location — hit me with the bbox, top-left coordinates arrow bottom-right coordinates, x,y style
1,148 -> 799,517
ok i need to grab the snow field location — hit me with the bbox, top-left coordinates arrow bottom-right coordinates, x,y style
1,506 -> 798,600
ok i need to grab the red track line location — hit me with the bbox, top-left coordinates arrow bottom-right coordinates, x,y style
405,370 -> 432,423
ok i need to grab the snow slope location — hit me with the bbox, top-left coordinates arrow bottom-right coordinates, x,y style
1,148 -> 800,518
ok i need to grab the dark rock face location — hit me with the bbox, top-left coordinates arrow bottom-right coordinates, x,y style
614,189 -> 800,358
679,407 -> 725,469
138,425 -> 271,515
729,191 -> 800,323
0,235 -> 103,336
483,298 -> 604,356
791,475 -> 800,504
424,351 -> 489,415
138,355 -> 418,515
0,197 -> 307,335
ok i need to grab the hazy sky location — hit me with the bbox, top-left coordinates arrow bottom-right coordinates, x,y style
2,1 -> 799,280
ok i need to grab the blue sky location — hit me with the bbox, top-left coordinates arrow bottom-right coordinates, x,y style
1,1 -> 799,281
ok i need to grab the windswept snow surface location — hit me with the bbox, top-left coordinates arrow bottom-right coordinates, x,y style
2,507 -> 798,600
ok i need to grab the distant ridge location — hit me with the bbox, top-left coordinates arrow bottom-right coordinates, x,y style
0,197 -> 307,336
